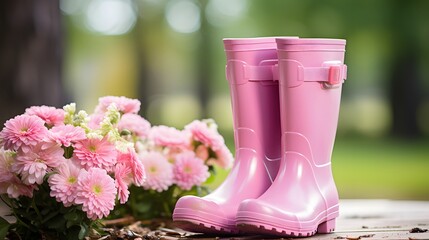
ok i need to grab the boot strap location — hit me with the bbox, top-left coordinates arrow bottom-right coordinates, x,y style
226,60 -> 347,87
226,60 -> 278,84
278,60 -> 347,88
301,64 -> 347,86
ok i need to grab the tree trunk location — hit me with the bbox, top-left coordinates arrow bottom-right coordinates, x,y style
388,0 -> 424,138
0,0 -> 66,125
196,0 -> 211,118
389,50 -> 422,138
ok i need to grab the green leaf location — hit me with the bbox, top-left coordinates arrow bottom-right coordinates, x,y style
41,210 -> 60,224
204,172 -> 216,184
135,201 -> 152,213
66,226 -> 81,240
196,186 -> 202,196
65,211 -> 84,229
0,217 -> 11,240
64,211 -> 79,222
78,223 -> 88,240
208,165 -> 216,174
200,186 -> 211,195
46,214 -> 66,230
63,146 -> 74,159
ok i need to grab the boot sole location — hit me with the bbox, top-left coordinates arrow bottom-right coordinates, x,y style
173,209 -> 239,234
237,218 -> 335,237
236,206 -> 338,237
174,220 -> 240,235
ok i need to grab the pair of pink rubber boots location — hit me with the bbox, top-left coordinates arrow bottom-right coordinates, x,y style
173,37 -> 347,237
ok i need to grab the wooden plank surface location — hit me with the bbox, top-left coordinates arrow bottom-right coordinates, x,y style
2,199 -> 429,239
329,199 -> 429,240
178,200 -> 429,240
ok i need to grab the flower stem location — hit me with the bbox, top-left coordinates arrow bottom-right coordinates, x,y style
13,213 -> 34,231
130,190 -> 137,217
31,198 -> 43,222
162,201 -> 171,217
0,195 -> 12,208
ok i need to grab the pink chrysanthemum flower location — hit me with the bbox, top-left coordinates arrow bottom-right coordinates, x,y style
211,145 -> 234,169
173,151 -> 209,190
195,144 -> 209,160
48,160 -> 83,207
0,175 -> 36,198
12,141 -> 66,185
16,161 -> 47,185
88,113 -> 104,129
149,125 -> 190,149
95,96 -> 141,114
185,119 -> 225,150
118,113 -> 151,138
0,115 -> 48,153
0,147 -> 15,183
73,137 -> 117,171
75,168 -> 117,220
114,163 -> 131,204
140,151 -> 173,192
164,147 -> 185,163
25,105 -> 65,127
116,148 -> 146,186
49,125 -> 86,147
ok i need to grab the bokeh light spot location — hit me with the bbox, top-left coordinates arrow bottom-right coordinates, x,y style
206,0 -> 247,27
165,0 -> 201,33
85,0 -> 137,35
60,0 -> 86,15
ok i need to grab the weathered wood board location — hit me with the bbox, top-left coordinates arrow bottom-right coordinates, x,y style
177,200 -> 429,240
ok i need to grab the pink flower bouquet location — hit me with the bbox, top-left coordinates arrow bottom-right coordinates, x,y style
116,116 -> 233,220
0,96 -> 233,238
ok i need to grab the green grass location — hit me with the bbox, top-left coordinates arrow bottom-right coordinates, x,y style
209,136 -> 429,200
333,138 -> 429,200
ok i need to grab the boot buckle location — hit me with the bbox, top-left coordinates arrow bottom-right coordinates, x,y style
328,65 -> 342,85
323,63 -> 347,89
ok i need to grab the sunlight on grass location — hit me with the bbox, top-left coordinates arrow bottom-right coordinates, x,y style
333,138 -> 429,200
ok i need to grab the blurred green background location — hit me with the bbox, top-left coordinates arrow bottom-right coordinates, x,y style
1,0 -> 428,200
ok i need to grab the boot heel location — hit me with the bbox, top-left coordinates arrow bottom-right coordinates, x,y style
317,218 -> 336,233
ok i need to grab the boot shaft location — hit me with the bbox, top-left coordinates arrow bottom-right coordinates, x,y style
224,37 -> 279,66
276,38 -> 347,166
223,37 -> 284,165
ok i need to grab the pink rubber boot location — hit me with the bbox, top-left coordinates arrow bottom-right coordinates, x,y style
173,37 -> 290,234
236,38 -> 347,237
